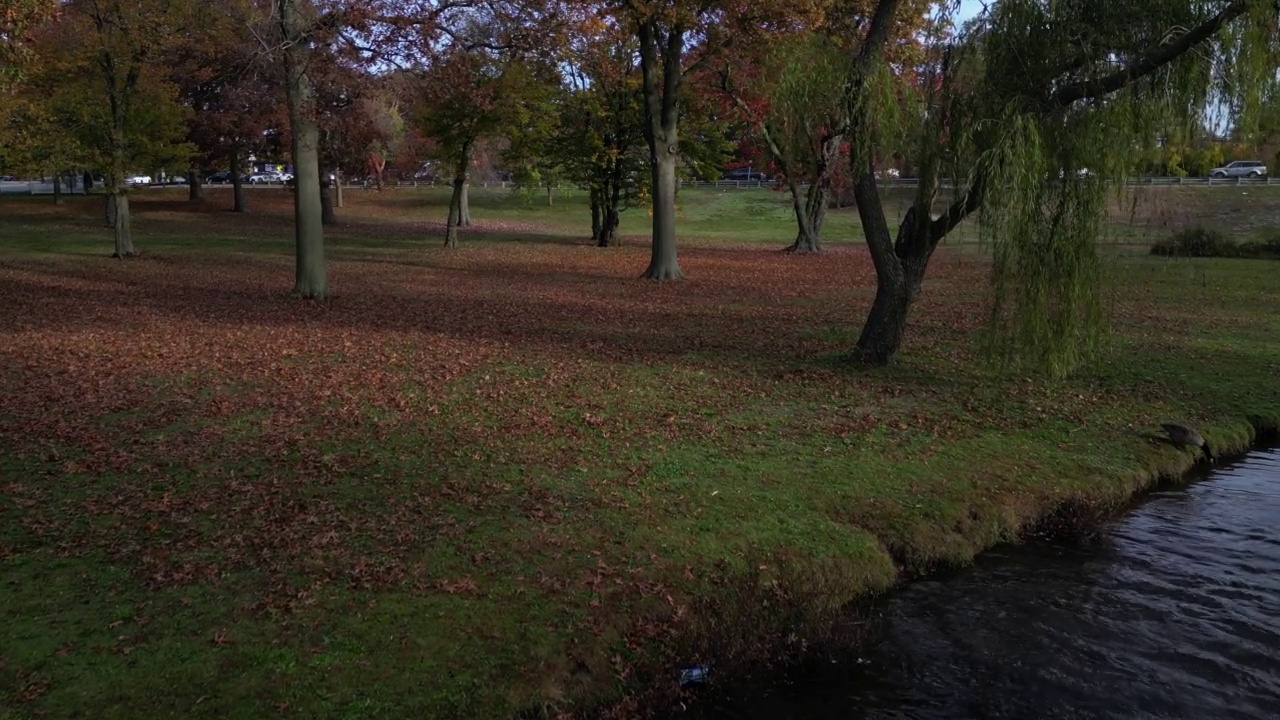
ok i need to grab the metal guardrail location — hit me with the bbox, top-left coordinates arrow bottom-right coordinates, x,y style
683,176 -> 1277,189
3,176 -> 1274,195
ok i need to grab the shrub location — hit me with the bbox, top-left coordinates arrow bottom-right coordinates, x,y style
1235,230 -> 1280,260
1150,226 -> 1237,257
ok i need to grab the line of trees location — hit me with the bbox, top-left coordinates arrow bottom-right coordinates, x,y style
3,0 -> 1278,370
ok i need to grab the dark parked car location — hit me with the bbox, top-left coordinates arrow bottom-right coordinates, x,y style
721,167 -> 771,182
206,171 -> 236,184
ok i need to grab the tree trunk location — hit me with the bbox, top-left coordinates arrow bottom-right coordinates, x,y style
320,176 -> 336,225
788,180 -> 829,252
110,189 -> 135,258
104,194 -> 116,227
335,169 -> 344,208
604,207 -> 620,247
854,274 -> 912,365
643,147 -> 682,279
546,185 -> 554,206
281,0 -> 327,298
590,188 -> 602,243
370,153 -> 385,190
188,168 -> 204,202
638,19 -> 685,280
785,180 -> 817,252
445,175 -> 463,248
83,171 -> 93,195
53,175 -> 64,205
445,144 -> 472,247
230,151 -> 247,213
601,178 -> 622,248
107,144 -> 135,256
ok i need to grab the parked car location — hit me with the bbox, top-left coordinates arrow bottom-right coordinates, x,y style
206,171 -> 235,184
125,174 -> 152,186
246,172 -> 283,184
1208,160 -> 1268,179
721,167 -> 771,182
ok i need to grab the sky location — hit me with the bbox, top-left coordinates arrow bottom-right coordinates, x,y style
955,0 -> 985,25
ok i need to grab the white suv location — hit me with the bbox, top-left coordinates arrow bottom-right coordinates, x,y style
1209,160 -> 1268,178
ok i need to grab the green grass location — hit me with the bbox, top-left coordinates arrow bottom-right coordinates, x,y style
1,186 -> 1279,718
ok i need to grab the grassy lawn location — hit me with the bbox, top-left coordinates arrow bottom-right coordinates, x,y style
2,185 -> 1279,718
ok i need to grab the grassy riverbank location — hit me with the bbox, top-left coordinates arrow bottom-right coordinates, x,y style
3,187 -> 1279,718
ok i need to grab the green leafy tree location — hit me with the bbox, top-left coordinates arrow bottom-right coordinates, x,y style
545,17 -> 648,246
28,0 -> 191,256
408,8 -> 563,248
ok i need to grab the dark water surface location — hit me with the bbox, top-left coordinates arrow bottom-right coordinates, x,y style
679,449 -> 1280,720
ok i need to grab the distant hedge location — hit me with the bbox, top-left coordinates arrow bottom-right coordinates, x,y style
1151,226 -> 1280,259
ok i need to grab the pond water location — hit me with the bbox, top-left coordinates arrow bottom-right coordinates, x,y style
678,448 -> 1280,719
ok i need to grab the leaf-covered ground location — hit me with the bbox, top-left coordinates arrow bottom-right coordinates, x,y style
2,187 -> 1279,718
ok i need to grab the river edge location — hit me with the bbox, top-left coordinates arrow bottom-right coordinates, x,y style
580,412 -> 1280,720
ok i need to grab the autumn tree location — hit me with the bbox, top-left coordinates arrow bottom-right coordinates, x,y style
612,0 -> 828,279
0,0 -> 55,86
170,0 -> 279,209
304,64 -> 402,220
845,0 -> 1280,370
361,89 -> 407,191
27,0 -> 191,257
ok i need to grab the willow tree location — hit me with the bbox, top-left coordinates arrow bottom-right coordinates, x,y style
716,1 -> 929,253
847,0 -> 1280,372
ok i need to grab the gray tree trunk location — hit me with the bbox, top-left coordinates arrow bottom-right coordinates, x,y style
644,147 -> 682,278
108,145 -> 135,257
110,189 -> 135,258
335,169 -> 344,208
188,168 -> 204,202
280,0 -> 327,298
445,174 -> 464,248
445,144 -> 472,247
638,19 -> 686,280
53,175 -> 64,205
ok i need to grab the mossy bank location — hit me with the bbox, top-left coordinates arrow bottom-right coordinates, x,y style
2,189 -> 1279,719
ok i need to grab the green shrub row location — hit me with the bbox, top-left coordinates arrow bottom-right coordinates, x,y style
1151,226 -> 1280,259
